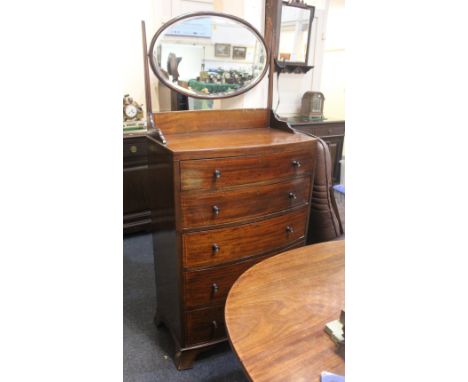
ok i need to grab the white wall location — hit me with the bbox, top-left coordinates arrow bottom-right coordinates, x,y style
273,1 -> 327,115
320,0 -> 345,119
121,0 -> 173,114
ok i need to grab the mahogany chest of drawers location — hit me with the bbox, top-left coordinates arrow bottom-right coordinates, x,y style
146,109 -> 317,369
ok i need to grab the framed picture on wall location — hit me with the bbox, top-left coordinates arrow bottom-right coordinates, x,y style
214,43 -> 231,57
232,46 -> 247,60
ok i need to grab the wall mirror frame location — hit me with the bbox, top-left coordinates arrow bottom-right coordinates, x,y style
275,0 -> 315,74
148,11 -> 270,100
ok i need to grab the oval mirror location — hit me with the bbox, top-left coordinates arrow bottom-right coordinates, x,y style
149,12 -> 269,99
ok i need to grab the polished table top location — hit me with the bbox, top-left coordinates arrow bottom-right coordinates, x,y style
225,241 -> 345,382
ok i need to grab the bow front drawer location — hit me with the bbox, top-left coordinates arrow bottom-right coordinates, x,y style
180,177 -> 311,229
184,306 -> 226,346
183,256 -> 265,309
179,147 -> 314,191
183,207 -> 308,268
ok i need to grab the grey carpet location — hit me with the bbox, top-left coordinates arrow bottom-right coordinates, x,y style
124,194 -> 345,381
123,233 -> 248,382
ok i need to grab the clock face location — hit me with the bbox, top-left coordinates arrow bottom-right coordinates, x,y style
125,104 -> 138,118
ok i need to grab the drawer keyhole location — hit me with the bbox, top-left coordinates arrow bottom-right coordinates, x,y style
212,283 -> 219,294
212,205 -> 220,215
286,225 -> 294,234
292,160 -> 301,168
213,169 -> 221,179
212,243 -> 220,254
288,192 -> 297,200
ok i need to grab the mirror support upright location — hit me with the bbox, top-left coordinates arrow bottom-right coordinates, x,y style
141,20 -> 166,144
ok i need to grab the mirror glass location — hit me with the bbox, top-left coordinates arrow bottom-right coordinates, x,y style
149,13 -> 268,99
278,3 -> 313,64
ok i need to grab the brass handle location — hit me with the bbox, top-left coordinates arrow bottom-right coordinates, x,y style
286,225 -> 294,233
212,283 -> 219,294
212,243 -> 220,254
288,192 -> 297,200
212,205 -> 220,215
213,169 -> 221,178
130,145 -> 138,153
292,160 -> 301,168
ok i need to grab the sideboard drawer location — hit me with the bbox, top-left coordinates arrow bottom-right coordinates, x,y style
184,306 -> 226,346
180,177 -> 311,229
183,256 -> 265,309
123,138 -> 148,166
179,147 -> 314,191
295,124 -> 345,138
183,207 -> 308,268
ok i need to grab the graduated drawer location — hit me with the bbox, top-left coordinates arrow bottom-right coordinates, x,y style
179,147 -> 314,191
183,255 -> 266,309
184,306 -> 226,346
183,207 -> 308,268
180,176 -> 311,229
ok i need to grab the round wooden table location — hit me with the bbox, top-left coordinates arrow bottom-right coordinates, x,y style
225,241 -> 344,382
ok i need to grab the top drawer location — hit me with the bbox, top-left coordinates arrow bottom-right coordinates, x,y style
179,146 -> 314,191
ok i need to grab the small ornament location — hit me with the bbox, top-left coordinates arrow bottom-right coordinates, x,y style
123,94 -> 144,122
301,91 -> 325,119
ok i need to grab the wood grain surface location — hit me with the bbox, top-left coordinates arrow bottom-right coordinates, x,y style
163,128 -> 316,160
180,177 -> 311,229
225,240 -> 345,382
154,108 -> 269,134
182,207 -> 307,269
183,254 -> 268,309
180,147 -> 314,191
184,305 -> 227,346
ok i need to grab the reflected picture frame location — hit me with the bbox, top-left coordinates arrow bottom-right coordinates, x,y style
232,46 -> 247,60
214,43 -> 231,58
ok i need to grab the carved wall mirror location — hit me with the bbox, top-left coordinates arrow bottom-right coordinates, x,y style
276,0 -> 315,71
148,12 -> 269,100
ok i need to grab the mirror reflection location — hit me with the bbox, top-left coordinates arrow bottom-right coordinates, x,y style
150,14 -> 268,99
278,3 -> 313,64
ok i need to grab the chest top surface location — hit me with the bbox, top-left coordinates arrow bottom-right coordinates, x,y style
165,128 -> 315,160
148,109 -> 316,160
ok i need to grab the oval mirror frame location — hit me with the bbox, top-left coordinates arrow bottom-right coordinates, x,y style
148,11 -> 270,100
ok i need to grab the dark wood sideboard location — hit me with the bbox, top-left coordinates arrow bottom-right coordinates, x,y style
282,118 -> 345,185
123,132 -> 152,234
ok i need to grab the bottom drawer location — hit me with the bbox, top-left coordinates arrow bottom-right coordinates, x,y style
185,306 -> 226,346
